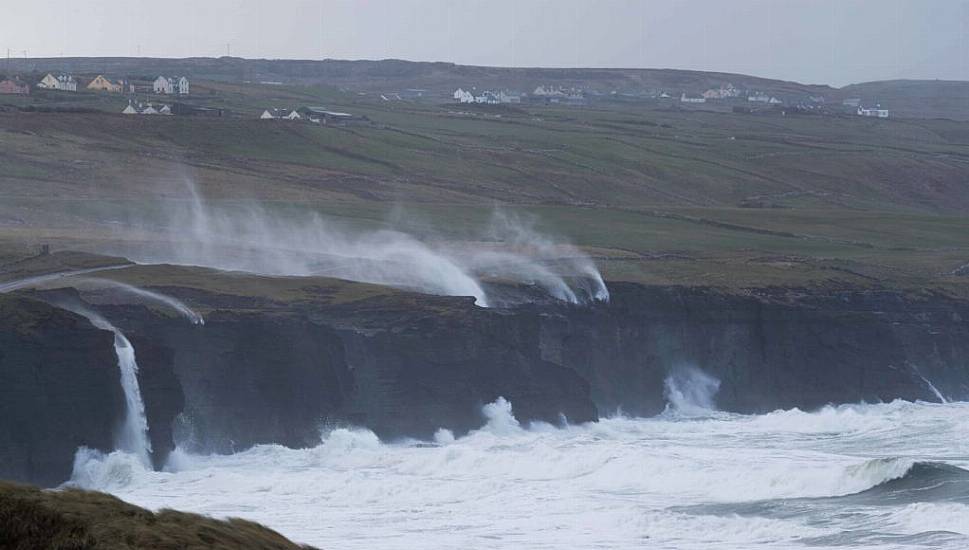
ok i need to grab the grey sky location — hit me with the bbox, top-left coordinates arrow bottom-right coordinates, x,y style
3,0 -> 967,86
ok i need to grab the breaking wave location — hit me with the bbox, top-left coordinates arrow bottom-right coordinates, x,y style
68,399 -> 969,550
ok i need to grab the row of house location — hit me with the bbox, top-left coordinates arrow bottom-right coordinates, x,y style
122,101 -> 172,115
259,106 -> 363,125
152,76 -> 190,95
452,88 -> 522,104
449,82 -> 804,109
0,73 -> 190,95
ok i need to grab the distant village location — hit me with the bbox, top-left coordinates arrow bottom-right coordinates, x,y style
0,71 -> 891,120
447,82 -> 891,118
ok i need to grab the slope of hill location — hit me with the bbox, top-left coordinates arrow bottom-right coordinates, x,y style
16,56 -> 831,99
838,80 -> 969,121
1,78 -> 968,292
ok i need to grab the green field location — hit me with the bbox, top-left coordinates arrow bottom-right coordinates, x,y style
2,80 -> 968,294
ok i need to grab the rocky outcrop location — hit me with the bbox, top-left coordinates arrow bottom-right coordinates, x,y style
0,480 -> 318,549
538,284 -> 969,416
0,295 -> 123,487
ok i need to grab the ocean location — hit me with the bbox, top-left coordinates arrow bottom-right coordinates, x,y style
70,398 -> 969,549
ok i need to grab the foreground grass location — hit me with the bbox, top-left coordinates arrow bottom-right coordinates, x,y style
0,481 -> 316,550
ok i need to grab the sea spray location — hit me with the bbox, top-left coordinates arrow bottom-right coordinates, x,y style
129,179 -> 608,306
663,365 -> 721,415
480,396 -> 523,436
910,364 -> 949,403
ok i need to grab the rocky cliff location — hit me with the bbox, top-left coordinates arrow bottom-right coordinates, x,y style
538,283 -> 969,416
3,270 -> 968,487
0,295 -> 123,487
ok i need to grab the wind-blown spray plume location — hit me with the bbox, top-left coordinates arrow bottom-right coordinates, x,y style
76,278 -> 204,325
135,180 -> 609,307
466,210 -> 610,303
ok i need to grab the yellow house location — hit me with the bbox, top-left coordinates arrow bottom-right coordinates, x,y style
86,75 -> 123,93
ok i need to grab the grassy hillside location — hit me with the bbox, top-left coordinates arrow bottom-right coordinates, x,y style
1,79 -> 968,293
0,481 -> 316,549
17,56 -> 830,98
839,80 -> 969,121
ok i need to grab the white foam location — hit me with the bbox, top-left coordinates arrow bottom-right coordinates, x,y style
75,399 -> 969,550
886,502 -> 969,535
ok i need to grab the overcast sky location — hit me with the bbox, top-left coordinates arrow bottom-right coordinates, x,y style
3,0 -> 967,86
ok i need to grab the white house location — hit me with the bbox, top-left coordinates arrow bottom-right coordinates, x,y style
260,109 -> 276,119
37,73 -> 77,92
453,88 -> 474,103
141,105 -> 159,115
153,76 -> 174,94
475,91 -> 500,104
284,109 -> 301,120
858,106 -> 889,118
121,103 -> 138,115
498,90 -> 521,104
153,76 -> 190,95
159,104 -> 172,115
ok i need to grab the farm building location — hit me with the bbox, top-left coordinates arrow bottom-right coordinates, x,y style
172,103 -> 224,116
858,106 -> 889,118
0,78 -> 29,95
301,107 -> 365,125
259,108 -> 301,120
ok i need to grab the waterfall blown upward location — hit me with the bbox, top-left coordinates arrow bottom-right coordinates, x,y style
77,278 -> 204,325
64,306 -> 152,467
131,181 -> 608,307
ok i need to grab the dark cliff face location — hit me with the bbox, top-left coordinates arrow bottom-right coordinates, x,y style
330,305 -> 596,439
134,311 -> 353,455
109,297 -> 597,451
0,296 -> 123,487
538,284 -> 969,416
6,280 -> 969,487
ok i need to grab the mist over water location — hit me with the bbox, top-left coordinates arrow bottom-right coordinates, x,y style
70,398 -> 969,550
124,181 -> 608,307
